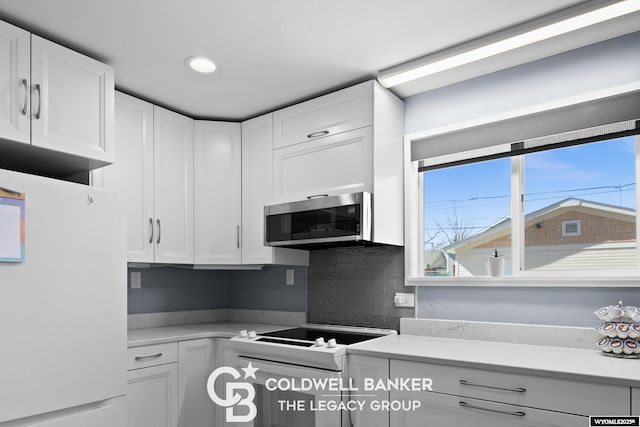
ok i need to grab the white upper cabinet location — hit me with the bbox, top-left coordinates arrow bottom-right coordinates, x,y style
271,80 -> 405,245
95,95 -> 194,264
0,20 -> 30,144
93,92 -> 154,263
0,20 -> 114,176
241,113 -> 309,266
273,126 -> 373,203
30,35 -> 114,163
273,82 -> 373,149
194,121 -> 242,265
153,106 -> 194,264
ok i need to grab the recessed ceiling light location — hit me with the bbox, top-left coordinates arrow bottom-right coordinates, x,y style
379,0 -> 640,88
185,56 -> 217,73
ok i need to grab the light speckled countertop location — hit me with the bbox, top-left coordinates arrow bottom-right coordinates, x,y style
127,322 -> 290,347
349,334 -> 640,387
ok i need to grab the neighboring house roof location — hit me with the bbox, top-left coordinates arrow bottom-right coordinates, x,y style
443,198 -> 635,252
424,249 -> 446,268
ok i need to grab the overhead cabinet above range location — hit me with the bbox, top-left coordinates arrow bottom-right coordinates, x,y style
0,19 -> 114,178
271,80 -> 405,246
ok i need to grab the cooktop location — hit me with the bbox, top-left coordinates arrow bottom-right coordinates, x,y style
260,327 -> 387,345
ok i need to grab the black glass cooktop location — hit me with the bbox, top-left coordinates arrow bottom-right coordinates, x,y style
260,327 -> 385,345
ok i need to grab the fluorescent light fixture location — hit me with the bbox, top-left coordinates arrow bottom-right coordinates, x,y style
185,56 -> 217,73
379,0 -> 640,88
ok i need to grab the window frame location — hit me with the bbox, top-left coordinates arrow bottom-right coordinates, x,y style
404,134 -> 640,287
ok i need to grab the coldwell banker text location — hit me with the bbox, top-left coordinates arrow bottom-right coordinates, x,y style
264,377 -> 433,393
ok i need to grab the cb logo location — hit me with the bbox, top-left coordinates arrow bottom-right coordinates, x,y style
207,363 -> 259,422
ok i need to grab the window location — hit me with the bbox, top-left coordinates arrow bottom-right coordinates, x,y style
416,135 -> 639,280
561,220 -> 581,236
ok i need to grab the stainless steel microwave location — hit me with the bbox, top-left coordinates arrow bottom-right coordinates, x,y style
264,192 -> 372,249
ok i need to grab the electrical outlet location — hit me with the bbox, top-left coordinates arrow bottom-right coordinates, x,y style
286,269 -> 295,285
394,292 -> 414,308
131,272 -> 142,289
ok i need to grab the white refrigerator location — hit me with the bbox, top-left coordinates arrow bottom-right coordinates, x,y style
0,168 -> 127,426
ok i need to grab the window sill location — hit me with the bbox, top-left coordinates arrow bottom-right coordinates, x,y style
406,275 -> 640,287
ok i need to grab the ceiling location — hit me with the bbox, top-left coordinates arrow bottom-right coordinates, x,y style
0,0 -> 592,120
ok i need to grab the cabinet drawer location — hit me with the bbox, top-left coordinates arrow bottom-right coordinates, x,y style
391,359 -> 629,416
127,342 -> 178,370
391,389 -> 587,427
273,81 -> 373,149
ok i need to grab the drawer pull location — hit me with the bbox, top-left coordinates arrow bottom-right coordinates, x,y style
459,379 -> 526,393
459,401 -> 525,417
134,352 -> 163,361
307,130 -> 329,139
306,194 -> 329,199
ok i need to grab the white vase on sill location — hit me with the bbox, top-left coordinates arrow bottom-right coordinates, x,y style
489,255 -> 505,277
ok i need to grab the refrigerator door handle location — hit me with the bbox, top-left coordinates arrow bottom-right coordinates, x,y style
156,219 -> 161,245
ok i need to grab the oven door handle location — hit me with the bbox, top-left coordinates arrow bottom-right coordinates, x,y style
235,356 -> 342,381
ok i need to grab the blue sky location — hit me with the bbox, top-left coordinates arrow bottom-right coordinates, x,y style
423,136 -> 636,248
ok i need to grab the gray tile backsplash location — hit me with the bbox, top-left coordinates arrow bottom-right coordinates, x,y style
307,245 -> 412,331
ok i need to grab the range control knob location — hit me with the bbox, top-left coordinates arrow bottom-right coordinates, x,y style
315,337 -> 326,347
327,338 -> 337,348
248,331 -> 257,339
239,330 -> 248,338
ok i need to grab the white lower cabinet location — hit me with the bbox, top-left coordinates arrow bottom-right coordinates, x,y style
390,391 -> 586,427
632,388 -> 640,415
127,340 -> 217,427
127,363 -> 178,427
348,356 -> 631,427
348,354 -> 390,427
178,339 -> 217,427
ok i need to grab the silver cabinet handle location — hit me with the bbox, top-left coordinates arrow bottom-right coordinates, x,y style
459,401 -> 525,417
156,219 -> 161,244
20,79 -> 28,115
148,218 -> 154,244
306,194 -> 329,199
236,225 -> 240,249
459,379 -> 526,393
134,353 -> 163,361
307,130 -> 329,139
32,83 -> 41,119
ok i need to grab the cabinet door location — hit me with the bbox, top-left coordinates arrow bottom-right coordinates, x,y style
30,35 -> 114,163
153,106 -> 194,264
178,339 -> 217,427
348,355 -> 389,427
127,364 -> 178,427
0,20 -> 30,144
93,92 -> 154,262
273,81 -> 372,149
272,127 -> 373,203
194,121 -> 242,264
241,113 -> 275,264
390,391 -> 585,427
632,388 -> 640,415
